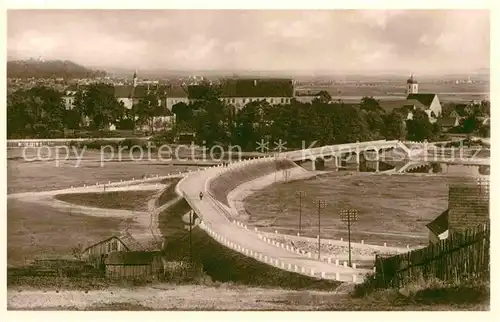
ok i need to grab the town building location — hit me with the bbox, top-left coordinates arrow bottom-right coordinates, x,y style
377,74 -> 442,122
165,85 -> 189,111
208,78 -> 295,110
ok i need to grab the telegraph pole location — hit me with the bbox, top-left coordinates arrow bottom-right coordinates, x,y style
189,210 -> 193,264
340,209 -> 358,267
314,199 -> 327,260
297,191 -> 305,235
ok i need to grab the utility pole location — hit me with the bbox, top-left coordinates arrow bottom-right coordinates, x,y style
340,209 -> 358,267
314,199 -> 327,260
297,191 -> 306,235
189,210 -> 193,264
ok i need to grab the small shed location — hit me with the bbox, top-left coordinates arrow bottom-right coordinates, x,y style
82,231 -> 145,269
105,251 -> 163,279
426,209 -> 449,244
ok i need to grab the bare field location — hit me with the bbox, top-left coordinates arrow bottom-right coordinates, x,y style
54,190 -> 156,212
7,156 -> 187,266
7,147 -> 196,194
297,82 -> 489,102
7,282 -> 488,311
244,171 -> 478,247
7,199 -> 128,267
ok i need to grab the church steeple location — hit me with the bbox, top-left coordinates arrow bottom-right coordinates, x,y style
406,73 -> 419,95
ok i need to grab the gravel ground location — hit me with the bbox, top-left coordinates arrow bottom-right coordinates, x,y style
270,237 -> 402,258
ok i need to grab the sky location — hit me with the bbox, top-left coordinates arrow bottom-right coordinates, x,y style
7,10 -> 490,74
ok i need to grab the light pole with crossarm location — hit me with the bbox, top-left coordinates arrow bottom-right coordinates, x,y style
340,209 -> 358,267
314,199 -> 327,259
297,191 -> 306,236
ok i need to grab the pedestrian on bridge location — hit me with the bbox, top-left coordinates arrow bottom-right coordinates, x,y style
199,191 -> 204,201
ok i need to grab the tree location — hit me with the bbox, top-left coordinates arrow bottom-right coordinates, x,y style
441,102 -> 456,117
360,96 -> 382,112
172,102 -> 192,123
234,101 -> 264,150
78,84 -> 124,130
134,93 -> 160,133
406,110 -> 434,141
383,111 -> 407,140
7,86 -> 66,138
312,90 -> 332,104
459,115 -> 479,134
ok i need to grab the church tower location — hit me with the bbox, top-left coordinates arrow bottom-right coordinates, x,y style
133,70 -> 138,87
406,73 -> 418,95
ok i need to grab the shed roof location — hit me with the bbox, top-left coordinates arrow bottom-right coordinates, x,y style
426,209 -> 449,236
82,231 -> 144,253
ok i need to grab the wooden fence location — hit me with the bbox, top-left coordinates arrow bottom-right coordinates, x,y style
373,224 -> 489,288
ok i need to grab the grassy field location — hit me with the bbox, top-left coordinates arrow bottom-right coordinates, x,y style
7,148 -> 194,194
158,199 -> 340,290
157,179 -> 180,207
7,155 -> 189,266
7,199 -> 128,267
245,171 -> 479,247
54,191 -> 156,212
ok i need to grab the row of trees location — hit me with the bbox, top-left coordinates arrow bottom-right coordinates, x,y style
7,84 -> 164,138
7,82 -> 490,145
166,87 -> 440,150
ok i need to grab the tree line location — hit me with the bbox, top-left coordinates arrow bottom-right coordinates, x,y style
7,83 -> 490,147
7,84 -> 164,139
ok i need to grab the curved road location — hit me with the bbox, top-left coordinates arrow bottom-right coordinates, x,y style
177,161 -> 368,282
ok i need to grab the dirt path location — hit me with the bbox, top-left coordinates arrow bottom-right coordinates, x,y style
7,284 -> 348,310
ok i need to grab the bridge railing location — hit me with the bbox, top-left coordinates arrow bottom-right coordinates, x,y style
177,155 -> 367,282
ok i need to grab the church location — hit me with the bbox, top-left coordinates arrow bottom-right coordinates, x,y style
378,74 -> 442,123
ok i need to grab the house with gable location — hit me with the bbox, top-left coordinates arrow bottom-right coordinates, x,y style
377,74 -> 442,123
405,75 -> 442,122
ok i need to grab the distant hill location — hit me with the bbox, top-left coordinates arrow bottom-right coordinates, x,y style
7,59 -> 107,79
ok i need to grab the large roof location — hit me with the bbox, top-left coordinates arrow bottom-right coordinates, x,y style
165,85 -> 188,98
426,209 -> 449,236
406,93 -> 437,107
378,98 -> 427,113
114,85 -> 168,99
220,78 -> 294,98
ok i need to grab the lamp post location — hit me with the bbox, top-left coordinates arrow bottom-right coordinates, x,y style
297,191 -> 306,235
340,209 -> 358,267
314,199 -> 327,259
